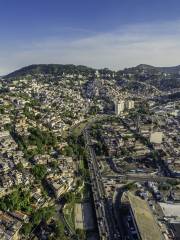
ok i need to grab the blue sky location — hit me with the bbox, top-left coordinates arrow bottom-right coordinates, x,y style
1,0 -> 180,74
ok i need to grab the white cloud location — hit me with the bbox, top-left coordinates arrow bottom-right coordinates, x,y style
1,19 -> 180,75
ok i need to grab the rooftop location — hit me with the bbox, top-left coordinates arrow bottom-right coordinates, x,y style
159,202 -> 180,218
127,192 -> 163,240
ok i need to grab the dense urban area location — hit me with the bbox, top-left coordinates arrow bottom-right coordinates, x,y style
0,63 -> 179,240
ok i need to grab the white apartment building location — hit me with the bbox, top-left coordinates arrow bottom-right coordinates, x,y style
115,100 -> 125,115
125,100 -> 135,110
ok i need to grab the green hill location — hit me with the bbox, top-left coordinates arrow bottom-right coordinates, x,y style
5,64 -> 95,79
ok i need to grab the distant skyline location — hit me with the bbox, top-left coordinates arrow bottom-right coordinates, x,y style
1,0 -> 180,75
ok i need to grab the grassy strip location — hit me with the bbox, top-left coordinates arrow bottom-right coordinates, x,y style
64,203 -> 75,230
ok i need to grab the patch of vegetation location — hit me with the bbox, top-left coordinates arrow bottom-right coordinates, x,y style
15,162 -> 24,171
64,202 -> 75,230
76,229 -> 86,240
21,206 -> 55,236
31,164 -> 47,181
0,188 -> 32,212
12,127 -> 57,159
53,219 -> 67,240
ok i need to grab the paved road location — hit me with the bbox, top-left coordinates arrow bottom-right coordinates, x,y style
83,129 -> 121,240
103,173 -> 177,183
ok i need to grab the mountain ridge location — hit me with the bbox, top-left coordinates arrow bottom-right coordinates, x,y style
5,64 -> 96,79
135,64 -> 180,74
4,63 -> 180,79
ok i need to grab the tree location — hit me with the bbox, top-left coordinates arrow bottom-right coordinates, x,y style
32,164 -> 47,180
21,223 -> 32,236
54,220 -> 65,239
76,229 -> 86,240
31,206 -> 55,225
89,105 -> 100,115
0,189 -> 31,212
49,161 -> 58,169
62,146 -> 73,157
16,162 -> 24,171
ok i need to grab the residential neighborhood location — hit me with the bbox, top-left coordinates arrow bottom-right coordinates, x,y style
0,63 -> 179,240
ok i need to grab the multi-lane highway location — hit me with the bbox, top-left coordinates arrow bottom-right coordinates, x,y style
83,129 -> 121,240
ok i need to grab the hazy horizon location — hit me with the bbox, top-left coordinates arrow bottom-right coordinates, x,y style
1,0 -> 180,75
2,61 -> 180,77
